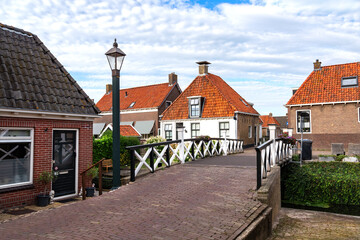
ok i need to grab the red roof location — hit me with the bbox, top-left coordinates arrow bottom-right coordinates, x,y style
287,62 -> 360,105
120,125 -> 141,137
97,83 -> 177,112
162,73 -> 258,120
259,115 -> 280,127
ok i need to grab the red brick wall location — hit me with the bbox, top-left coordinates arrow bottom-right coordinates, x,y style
0,117 -> 93,209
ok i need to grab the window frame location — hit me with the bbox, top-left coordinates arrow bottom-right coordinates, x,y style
191,123 -> 200,138
248,126 -> 252,138
341,76 -> 358,88
164,124 -> 173,141
128,102 -> 135,108
165,101 -> 172,108
0,128 -> 34,189
219,122 -> 230,138
296,109 -> 312,134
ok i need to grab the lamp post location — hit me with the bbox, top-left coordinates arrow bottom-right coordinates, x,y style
105,39 -> 126,189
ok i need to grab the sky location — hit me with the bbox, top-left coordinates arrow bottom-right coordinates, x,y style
2,0 -> 360,116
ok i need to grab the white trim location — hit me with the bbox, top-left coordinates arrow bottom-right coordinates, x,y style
120,108 -> 158,114
0,108 -> 99,121
286,100 -> 360,108
358,108 -> 360,123
296,109 -> 312,134
0,127 -> 34,190
234,111 -> 260,117
161,117 -> 233,122
52,128 -> 79,198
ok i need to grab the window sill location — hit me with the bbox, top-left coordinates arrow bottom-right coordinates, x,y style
0,184 -> 35,194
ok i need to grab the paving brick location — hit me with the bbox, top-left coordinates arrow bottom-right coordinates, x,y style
0,153 -> 263,239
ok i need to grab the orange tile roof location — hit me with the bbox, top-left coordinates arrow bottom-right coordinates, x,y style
162,73 -> 259,120
97,83 -> 177,112
287,62 -> 360,105
120,125 -> 141,137
259,115 -> 280,127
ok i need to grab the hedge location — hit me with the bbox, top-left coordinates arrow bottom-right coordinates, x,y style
93,135 -> 140,166
282,162 -> 360,206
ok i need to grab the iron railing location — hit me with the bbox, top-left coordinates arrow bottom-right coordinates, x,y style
255,138 -> 293,189
126,138 -> 244,182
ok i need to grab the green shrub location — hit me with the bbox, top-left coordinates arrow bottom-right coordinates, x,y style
335,155 -> 346,162
93,134 -> 140,166
145,136 -> 166,153
282,162 -> 360,206
292,154 -> 300,161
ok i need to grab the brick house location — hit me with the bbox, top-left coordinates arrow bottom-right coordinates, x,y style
259,113 -> 281,140
160,61 -> 261,146
286,60 -> 360,150
0,23 -> 99,208
95,73 -> 181,139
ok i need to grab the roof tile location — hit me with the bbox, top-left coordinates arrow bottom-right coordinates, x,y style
287,62 -> 360,105
162,73 -> 258,120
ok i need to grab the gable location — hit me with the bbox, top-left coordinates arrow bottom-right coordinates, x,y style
0,23 -> 99,116
287,62 -> 360,106
162,73 -> 259,120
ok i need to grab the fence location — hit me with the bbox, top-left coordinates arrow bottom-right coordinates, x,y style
126,137 -> 244,182
255,138 -> 293,189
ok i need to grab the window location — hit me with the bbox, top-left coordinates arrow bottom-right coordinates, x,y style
190,98 -> 200,117
341,76 -> 358,88
240,99 -> 248,106
297,110 -> 311,133
164,124 -> 172,140
191,123 -> 200,138
128,102 -> 135,108
219,122 -> 230,138
165,101 -> 172,108
0,128 -> 33,189
248,126 -> 252,138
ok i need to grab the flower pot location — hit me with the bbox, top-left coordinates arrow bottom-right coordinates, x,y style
86,187 -> 95,197
37,195 -> 50,207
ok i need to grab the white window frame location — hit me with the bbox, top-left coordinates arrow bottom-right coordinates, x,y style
0,128 -> 34,189
165,101 -> 172,108
248,126 -> 252,138
164,124 -> 173,140
191,123 -> 200,138
296,109 -> 312,134
219,122 -> 230,138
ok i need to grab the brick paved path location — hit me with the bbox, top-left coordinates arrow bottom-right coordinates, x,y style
0,154 -> 263,240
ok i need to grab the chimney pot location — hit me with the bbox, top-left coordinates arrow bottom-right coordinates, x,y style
168,72 -> 178,86
313,59 -> 321,70
196,61 -> 211,75
269,113 -> 273,117
106,84 -> 112,94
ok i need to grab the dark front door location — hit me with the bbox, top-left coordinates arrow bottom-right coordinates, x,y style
52,130 -> 76,197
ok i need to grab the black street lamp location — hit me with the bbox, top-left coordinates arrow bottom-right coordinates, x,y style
105,39 -> 126,189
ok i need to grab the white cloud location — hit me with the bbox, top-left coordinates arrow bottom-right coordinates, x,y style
1,0 -> 360,115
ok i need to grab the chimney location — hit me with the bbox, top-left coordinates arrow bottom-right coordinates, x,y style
168,72 -> 177,86
269,113 -> 273,117
106,84 -> 112,94
313,59 -> 321,71
125,91 -> 128,97
196,61 -> 211,75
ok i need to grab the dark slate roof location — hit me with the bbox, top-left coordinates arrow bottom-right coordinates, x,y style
0,23 -> 99,115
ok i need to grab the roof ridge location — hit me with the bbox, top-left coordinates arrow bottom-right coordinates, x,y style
206,74 -> 238,112
319,61 -> 359,68
0,23 -> 35,37
120,82 -> 169,91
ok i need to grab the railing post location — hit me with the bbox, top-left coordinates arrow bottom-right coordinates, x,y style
150,147 -> 154,172
256,148 -> 262,189
223,137 -> 228,156
130,149 -> 135,182
191,141 -> 195,160
179,127 -> 185,163
166,144 -> 170,166
99,161 -> 103,196
82,173 -> 86,200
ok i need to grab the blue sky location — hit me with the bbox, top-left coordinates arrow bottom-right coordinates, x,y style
2,0 -> 360,116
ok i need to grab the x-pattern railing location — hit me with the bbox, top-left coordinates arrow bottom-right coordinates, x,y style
126,138 -> 244,182
255,138 -> 293,189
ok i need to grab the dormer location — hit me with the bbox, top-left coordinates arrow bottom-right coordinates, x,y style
187,96 -> 205,118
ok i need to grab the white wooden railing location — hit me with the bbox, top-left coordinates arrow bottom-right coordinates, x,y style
126,137 -> 244,182
255,138 -> 293,189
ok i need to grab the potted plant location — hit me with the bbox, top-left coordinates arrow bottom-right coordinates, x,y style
37,171 -> 56,207
86,167 -> 99,197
